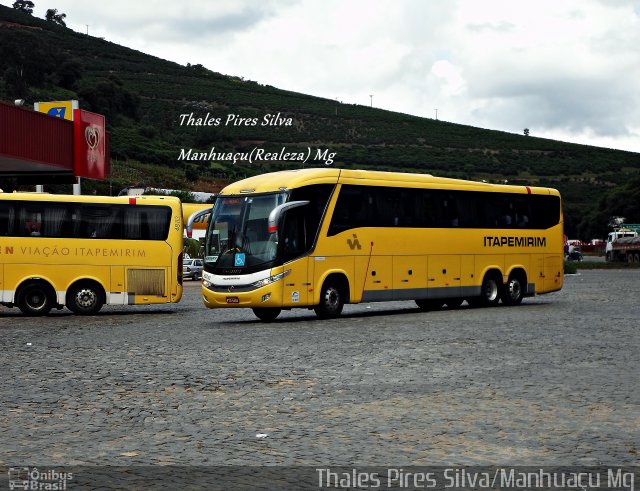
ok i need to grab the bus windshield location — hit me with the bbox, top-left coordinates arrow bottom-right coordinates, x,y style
204,193 -> 287,272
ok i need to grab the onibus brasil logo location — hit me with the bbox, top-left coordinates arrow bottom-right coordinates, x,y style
8,467 -> 73,490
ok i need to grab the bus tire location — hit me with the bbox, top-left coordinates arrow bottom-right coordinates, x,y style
252,307 -> 281,322
17,281 -> 55,316
66,281 -> 104,315
415,299 -> 443,310
502,271 -> 525,306
476,272 -> 502,307
314,278 -> 346,319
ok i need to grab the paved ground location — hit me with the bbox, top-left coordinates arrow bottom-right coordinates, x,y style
1,270 -> 638,471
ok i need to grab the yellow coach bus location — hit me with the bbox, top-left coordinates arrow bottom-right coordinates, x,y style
199,169 -> 564,321
182,202 -> 212,235
0,192 -> 184,316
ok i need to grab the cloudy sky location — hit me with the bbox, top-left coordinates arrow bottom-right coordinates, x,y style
19,0 -> 640,152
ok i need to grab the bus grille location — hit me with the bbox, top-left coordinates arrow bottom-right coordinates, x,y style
127,269 -> 166,296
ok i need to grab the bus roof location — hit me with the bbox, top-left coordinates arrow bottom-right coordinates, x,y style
0,192 -> 182,206
218,168 -> 560,197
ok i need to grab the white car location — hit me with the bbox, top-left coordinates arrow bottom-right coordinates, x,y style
182,258 -> 203,280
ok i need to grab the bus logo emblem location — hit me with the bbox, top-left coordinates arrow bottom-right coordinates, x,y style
347,234 -> 362,250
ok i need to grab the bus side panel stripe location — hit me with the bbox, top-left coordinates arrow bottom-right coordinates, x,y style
362,285 -> 482,303
361,289 -> 395,302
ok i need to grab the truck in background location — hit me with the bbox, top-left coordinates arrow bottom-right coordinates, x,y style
605,224 -> 640,262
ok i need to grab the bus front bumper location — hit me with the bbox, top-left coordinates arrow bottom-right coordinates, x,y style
201,270 -> 290,309
202,285 -> 283,308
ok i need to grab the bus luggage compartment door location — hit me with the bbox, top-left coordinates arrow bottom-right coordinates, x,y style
358,255 -> 392,303
427,255 -> 461,300
393,255 -> 426,301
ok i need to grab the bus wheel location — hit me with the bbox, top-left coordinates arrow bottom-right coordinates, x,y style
502,273 -> 525,306
17,281 -> 55,316
252,307 -> 281,322
415,299 -> 443,310
315,280 -> 345,319
66,282 -> 104,315
477,273 -> 502,307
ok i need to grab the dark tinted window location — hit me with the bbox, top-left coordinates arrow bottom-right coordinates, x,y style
0,201 -> 172,240
328,185 -> 560,235
282,184 -> 334,260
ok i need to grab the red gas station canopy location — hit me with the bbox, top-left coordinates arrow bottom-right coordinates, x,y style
0,100 -> 109,184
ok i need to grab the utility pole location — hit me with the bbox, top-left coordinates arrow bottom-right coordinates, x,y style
369,94 -> 374,107
434,108 -> 438,120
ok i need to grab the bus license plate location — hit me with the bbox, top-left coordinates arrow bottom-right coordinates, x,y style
226,296 -> 239,303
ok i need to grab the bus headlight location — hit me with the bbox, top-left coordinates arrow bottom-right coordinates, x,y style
251,270 -> 290,288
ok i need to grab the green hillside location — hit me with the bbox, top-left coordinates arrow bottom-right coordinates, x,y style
1,4 -> 639,239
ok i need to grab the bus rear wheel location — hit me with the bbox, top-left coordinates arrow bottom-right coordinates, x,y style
314,280 -> 345,319
252,307 -> 281,322
66,282 -> 104,315
17,281 -> 55,316
473,273 -> 502,307
502,273 -> 525,306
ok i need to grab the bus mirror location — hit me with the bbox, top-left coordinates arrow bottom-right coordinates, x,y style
267,201 -> 309,233
186,208 -> 211,237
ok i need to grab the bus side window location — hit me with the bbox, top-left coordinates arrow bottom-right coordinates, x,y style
17,205 -> 42,237
443,195 -> 459,227
421,193 -> 437,228
328,186 -> 370,235
515,202 -> 530,227
43,205 -> 70,237
281,208 -> 308,261
0,203 -> 14,235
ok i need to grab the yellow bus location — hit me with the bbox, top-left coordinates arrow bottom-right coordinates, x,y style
0,192 -> 185,316
199,169 -> 564,321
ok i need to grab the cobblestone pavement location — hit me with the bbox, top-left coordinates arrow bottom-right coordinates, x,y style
0,270 -> 638,467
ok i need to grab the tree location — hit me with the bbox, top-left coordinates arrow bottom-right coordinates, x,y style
12,0 -> 35,14
45,8 -> 66,27
576,175 -> 640,240
523,128 -> 530,136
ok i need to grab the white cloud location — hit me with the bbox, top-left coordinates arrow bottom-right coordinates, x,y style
430,60 -> 466,97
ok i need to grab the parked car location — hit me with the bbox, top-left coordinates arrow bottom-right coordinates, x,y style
183,258 -> 203,280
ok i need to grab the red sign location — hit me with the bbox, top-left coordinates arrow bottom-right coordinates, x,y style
73,109 -> 107,180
